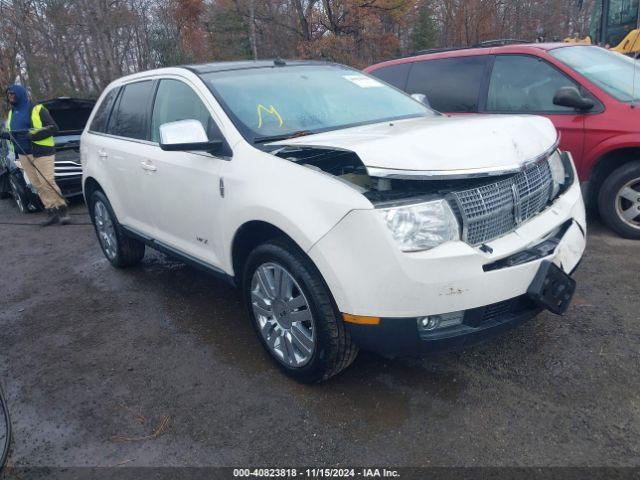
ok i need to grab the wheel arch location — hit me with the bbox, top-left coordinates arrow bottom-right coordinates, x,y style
585,147 -> 640,209
230,220 -> 308,285
83,176 -> 104,206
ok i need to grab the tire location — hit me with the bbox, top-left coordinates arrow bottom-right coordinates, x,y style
89,190 -> 145,268
598,161 -> 640,239
242,238 -> 358,383
9,174 -> 31,214
0,173 -> 10,199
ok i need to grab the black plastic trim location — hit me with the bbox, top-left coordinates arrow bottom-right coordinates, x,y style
483,220 -> 574,272
346,301 -> 542,358
121,225 -> 236,287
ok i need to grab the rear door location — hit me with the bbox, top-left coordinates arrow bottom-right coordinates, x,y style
101,80 -> 158,236
369,63 -> 412,91
404,56 -> 491,113
145,77 -> 229,267
482,54 -> 587,161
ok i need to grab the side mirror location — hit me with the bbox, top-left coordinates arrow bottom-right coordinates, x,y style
159,119 -> 223,153
411,92 -> 431,108
553,87 -> 595,111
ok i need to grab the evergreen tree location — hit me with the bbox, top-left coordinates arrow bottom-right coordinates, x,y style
412,4 -> 438,52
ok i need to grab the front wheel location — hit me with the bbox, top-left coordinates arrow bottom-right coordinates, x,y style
598,161 -> 640,239
9,174 -> 34,213
89,190 -> 145,268
243,239 -> 358,383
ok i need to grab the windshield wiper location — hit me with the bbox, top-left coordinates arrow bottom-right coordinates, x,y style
254,130 -> 314,144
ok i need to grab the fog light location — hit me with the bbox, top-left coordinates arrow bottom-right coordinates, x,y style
417,311 -> 465,335
418,316 -> 439,331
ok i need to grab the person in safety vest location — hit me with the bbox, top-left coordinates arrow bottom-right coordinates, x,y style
2,84 -> 70,225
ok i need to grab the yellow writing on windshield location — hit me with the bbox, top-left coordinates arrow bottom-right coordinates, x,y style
257,104 -> 284,128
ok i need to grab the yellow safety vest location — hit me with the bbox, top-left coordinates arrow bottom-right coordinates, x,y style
6,104 -> 55,147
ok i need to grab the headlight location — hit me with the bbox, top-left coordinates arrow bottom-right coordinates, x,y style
381,199 -> 460,252
548,150 -> 566,198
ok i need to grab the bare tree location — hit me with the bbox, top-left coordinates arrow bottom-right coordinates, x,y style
0,0 -> 599,100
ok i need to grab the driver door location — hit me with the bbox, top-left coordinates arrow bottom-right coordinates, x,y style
483,54 -> 585,163
146,78 -> 229,268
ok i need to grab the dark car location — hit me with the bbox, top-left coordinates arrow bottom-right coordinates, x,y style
0,97 -> 95,212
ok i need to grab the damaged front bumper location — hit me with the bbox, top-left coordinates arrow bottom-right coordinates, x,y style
307,176 -> 586,356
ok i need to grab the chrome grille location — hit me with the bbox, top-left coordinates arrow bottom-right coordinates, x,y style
54,148 -> 82,178
452,159 -> 553,245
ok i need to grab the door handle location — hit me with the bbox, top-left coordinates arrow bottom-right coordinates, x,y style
98,150 -> 108,159
140,160 -> 157,172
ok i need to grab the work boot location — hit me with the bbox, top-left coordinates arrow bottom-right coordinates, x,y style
40,209 -> 59,227
57,205 -> 71,225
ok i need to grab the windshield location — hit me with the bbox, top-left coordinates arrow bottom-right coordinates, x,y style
550,45 -> 640,102
201,64 -> 433,143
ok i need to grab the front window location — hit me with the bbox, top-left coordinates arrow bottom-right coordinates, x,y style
200,65 -> 433,143
487,55 -> 578,113
150,79 -> 218,143
550,45 -> 640,102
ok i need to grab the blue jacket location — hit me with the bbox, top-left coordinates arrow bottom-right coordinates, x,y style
6,84 -> 34,155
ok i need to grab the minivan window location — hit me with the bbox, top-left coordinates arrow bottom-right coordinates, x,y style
108,81 -> 154,140
201,65 -> 432,143
151,79 -> 217,143
487,55 -> 578,113
90,88 -> 119,133
370,63 -> 412,90
405,57 -> 488,112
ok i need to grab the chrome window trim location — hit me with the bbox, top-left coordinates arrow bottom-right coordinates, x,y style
85,130 -> 157,146
85,130 -> 231,161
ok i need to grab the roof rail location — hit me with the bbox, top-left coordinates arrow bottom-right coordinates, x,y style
413,39 -> 531,56
413,46 -> 470,55
473,39 -> 530,47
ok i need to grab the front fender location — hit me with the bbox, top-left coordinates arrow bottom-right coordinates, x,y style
220,144 -> 372,273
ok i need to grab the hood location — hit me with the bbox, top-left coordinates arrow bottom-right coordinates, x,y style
271,115 -> 558,179
7,84 -> 30,110
41,97 -> 95,134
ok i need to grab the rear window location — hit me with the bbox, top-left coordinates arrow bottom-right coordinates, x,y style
107,81 -> 154,140
405,56 -> 489,112
90,88 -> 119,133
369,63 -> 411,90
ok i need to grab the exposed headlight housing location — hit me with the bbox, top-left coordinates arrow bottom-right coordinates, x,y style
381,199 -> 460,252
548,150 -> 566,198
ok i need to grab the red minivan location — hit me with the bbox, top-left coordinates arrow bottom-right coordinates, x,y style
366,43 -> 640,239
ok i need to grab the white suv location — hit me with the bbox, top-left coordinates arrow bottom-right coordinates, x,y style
82,60 -> 586,383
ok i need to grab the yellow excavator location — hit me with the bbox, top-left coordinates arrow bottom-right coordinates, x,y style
565,0 -> 640,55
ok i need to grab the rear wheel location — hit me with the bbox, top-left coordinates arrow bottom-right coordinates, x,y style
242,239 -> 358,383
598,161 -> 640,239
89,190 -> 145,268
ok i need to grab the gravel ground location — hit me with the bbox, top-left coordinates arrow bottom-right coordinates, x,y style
0,197 -> 638,469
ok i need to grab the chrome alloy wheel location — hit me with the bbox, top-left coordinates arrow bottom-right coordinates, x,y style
250,263 -> 315,367
615,178 -> 640,230
94,200 -> 118,260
